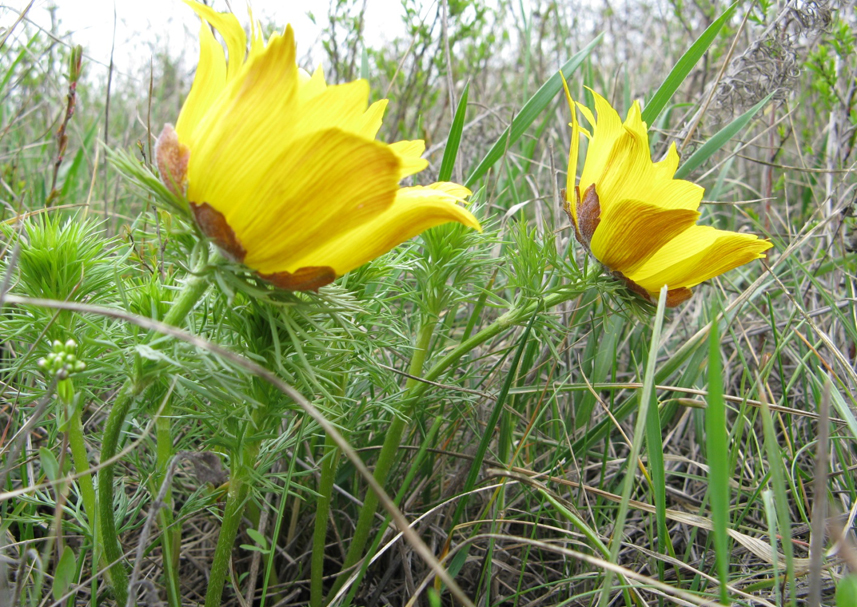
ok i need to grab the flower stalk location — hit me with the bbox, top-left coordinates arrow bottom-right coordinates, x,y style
98,268 -> 211,604
154,396 -> 182,607
327,313 -> 440,600
204,397 -> 271,607
328,284 -> 584,600
204,438 -> 259,607
67,408 -> 97,526
310,433 -> 339,607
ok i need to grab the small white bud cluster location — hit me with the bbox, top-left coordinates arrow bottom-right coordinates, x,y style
37,339 -> 86,380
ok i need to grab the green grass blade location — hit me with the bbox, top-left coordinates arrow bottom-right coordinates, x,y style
645,389 -> 666,524
822,376 -> 857,440
760,396 -> 797,607
706,313 -> 731,604
464,34 -> 603,187
761,489 -> 783,606
360,48 -> 369,81
644,390 -> 667,604
641,1 -> 737,125
450,307 -> 539,526
439,81 -> 470,182
599,286 -> 669,607
440,308 -> 540,584
540,490 -> 610,558
572,319 -> 709,454
675,92 -> 774,179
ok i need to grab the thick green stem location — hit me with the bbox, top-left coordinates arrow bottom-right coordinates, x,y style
161,270 -> 212,328
67,404 -> 115,597
97,382 -> 140,606
68,408 -> 97,533
328,318 -> 437,600
415,287 -> 583,398
339,414 -> 445,606
155,398 -> 182,607
310,433 -> 339,607
326,286 -> 584,602
97,270 -> 211,604
205,439 -> 260,607
205,472 -> 250,607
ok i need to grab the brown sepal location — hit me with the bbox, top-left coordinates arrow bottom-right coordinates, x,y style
190,202 -> 247,263
259,267 -> 337,292
665,287 -> 693,307
576,184 -> 601,248
155,124 -> 190,197
560,187 -> 572,222
614,270 -> 694,308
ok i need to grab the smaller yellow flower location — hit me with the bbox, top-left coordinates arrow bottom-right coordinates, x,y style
156,1 -> 480,291
561,82 -> 772,307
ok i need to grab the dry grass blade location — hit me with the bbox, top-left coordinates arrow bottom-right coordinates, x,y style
491,468 -> 813,574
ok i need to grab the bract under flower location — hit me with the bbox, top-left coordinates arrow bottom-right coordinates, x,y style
561,80 -> 772,307
158,1 -> 481,290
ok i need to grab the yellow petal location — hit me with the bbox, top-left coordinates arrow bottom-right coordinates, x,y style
578,89 -> 625,194
286,183 -> 480,275
356,99 -> 389,139
175,20 -> 227,146
627,226 -> 773,292
422,181 -> 471,198
560,73 -> 579,226
292,79 -> 372,141
186,28 -> 300,210
248,7 -> 264,58
298,65 -> 328,102
656,142 -> 680,175
577,93 -> 703,215
576,102 -> 596,132
622,101 -> 648,140
184,1 -> 247,80
389,140 -> 429,179
589,198 -> 699,275
594,125 -> 703,215
229,128 -> 402,274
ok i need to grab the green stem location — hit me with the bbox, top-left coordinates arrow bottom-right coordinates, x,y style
205,438 -> 260,607
97,270 -> 211,603
311,433 -> 339,607
326,286 -> 584,602
340,415 -> 445,607
97,382 -> 140,606
328,317 -> 438,600
67,405 -> 113,597
161,270 -> 212,328
68,408 -> 97,535
155,398 -> 182,607
205,471 -> 250,607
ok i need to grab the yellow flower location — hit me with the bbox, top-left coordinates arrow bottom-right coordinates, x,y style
156,1 -> 480,291
561,83 -> 772,307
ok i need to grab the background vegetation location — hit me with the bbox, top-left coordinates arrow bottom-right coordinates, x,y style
1,0 -> 856,606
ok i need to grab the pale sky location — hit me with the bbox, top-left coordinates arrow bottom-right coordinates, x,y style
13,0 -> 413,79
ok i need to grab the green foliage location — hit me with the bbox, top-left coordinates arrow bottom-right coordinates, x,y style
642,1 -> 736,125
0,217 -> 129,394
706,312 -> 731,604
364,0 -> 500,140
806,18 -> 854,111
1,2 -> 855,607
837,575 -> 857,607
50,546 -> 77,601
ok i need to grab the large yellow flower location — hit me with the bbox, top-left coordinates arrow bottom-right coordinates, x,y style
562,83 -> 772,307
156,1 -> 480,291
